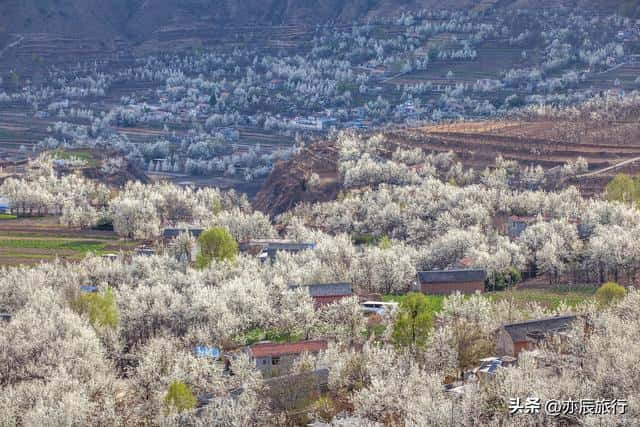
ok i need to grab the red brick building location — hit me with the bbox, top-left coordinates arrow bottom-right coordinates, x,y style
416,269 -> 486,295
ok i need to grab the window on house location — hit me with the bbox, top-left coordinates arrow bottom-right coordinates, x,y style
272,356 -> 280,365
262,359 -> 267,365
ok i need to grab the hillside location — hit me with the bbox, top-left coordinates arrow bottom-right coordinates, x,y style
0,0 -> 471,41
254,116 -> 640,216
6,0 -> 634,42
1,0 -> 635,74
253,141 -> 341,217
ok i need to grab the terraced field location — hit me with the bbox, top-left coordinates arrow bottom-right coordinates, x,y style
0,217 -> 137,266
391,118 -> 640,195
256,115 -> 640,216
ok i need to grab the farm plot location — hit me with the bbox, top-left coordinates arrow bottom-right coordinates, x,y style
582,63 -> 640,91
488,287 -> 597,310
391,40 -> 542,86
0,217 -> 136,266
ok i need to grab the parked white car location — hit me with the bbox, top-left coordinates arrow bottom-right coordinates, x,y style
361,301 -> 398,316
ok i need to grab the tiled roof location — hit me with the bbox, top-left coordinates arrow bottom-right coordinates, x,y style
289,283 -> 352,297
248,340 -> 327,358
162,228 -> 204,239
418,269 -> 487,284
502,315 -> 578,342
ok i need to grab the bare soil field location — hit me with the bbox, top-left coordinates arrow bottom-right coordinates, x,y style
392,118 -> 640,194
256,116 -> 640,215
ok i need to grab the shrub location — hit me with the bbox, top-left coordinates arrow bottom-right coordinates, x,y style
391,292 -> 437,348
485,267 -> 521,292
163,381 -> 197,415
71,288 -> 119,328
195,227 -> 238,268
596,282 -> 626,308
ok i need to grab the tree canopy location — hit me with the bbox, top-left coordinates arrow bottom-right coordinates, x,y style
391,292 -> 437,349
196,226 -> 239,268
71,287 -> 119,329
596,281 -> 627,307
163,381 -> 197,415
605,174 -> 640,205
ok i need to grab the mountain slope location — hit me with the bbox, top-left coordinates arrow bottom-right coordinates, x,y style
1,0 -> 633,44
0,0 -> 468,41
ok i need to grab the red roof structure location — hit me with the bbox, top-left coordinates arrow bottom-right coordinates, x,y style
248,340 -> 327,358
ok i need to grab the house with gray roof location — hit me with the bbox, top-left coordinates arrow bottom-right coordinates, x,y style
239,239 -> 315,260
288,282 -> 352,308
162,227 -> 205,240
495,315 -> 579,357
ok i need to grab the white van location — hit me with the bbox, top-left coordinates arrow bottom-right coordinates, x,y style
361,301 -> 398,316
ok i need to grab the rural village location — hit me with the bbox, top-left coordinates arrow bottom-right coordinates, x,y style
1,1 -> 640,426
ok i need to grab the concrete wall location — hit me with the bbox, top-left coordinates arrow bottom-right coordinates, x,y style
496,328 -> 534,357
495,328 -> 515,356
255,354 -> 298,378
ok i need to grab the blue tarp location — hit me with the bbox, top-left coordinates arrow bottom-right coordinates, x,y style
194,346 -> 220,359
80,285 -> 98,293
0,196 -> 10,212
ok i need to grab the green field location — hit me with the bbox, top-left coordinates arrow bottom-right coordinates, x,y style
383,293 -> 445,307
488,287 -> 597,309
0,234 -> 117,265
384,287 -> 596,315
0,238 -> 107,252
49,149 -> 99,167
0,214 -> 17,220
238,327 -> 302,345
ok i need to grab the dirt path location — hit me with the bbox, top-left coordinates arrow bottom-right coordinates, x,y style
577,156 -> 640,178
0,35 -> 24,58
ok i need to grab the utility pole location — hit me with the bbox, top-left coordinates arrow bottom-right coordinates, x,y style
450,397 -> 455,427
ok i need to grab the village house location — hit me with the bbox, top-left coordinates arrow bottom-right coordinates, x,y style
134,245 -> 155,257
197,368 -> 329,415
416,269 -> 487,295
288,282 -> 353,308
291,116 -> 337,131
1,312 -> 12,322
162,227 -> 205,241
507,215 -> 538,238
495,315 -> 578,357
244,340 -> 328,378
497,215 -> 589,240
239,239 -> 316,260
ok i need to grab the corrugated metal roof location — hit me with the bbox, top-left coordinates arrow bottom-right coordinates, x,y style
418,269 -> 487,284
248,340 -> 327,358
